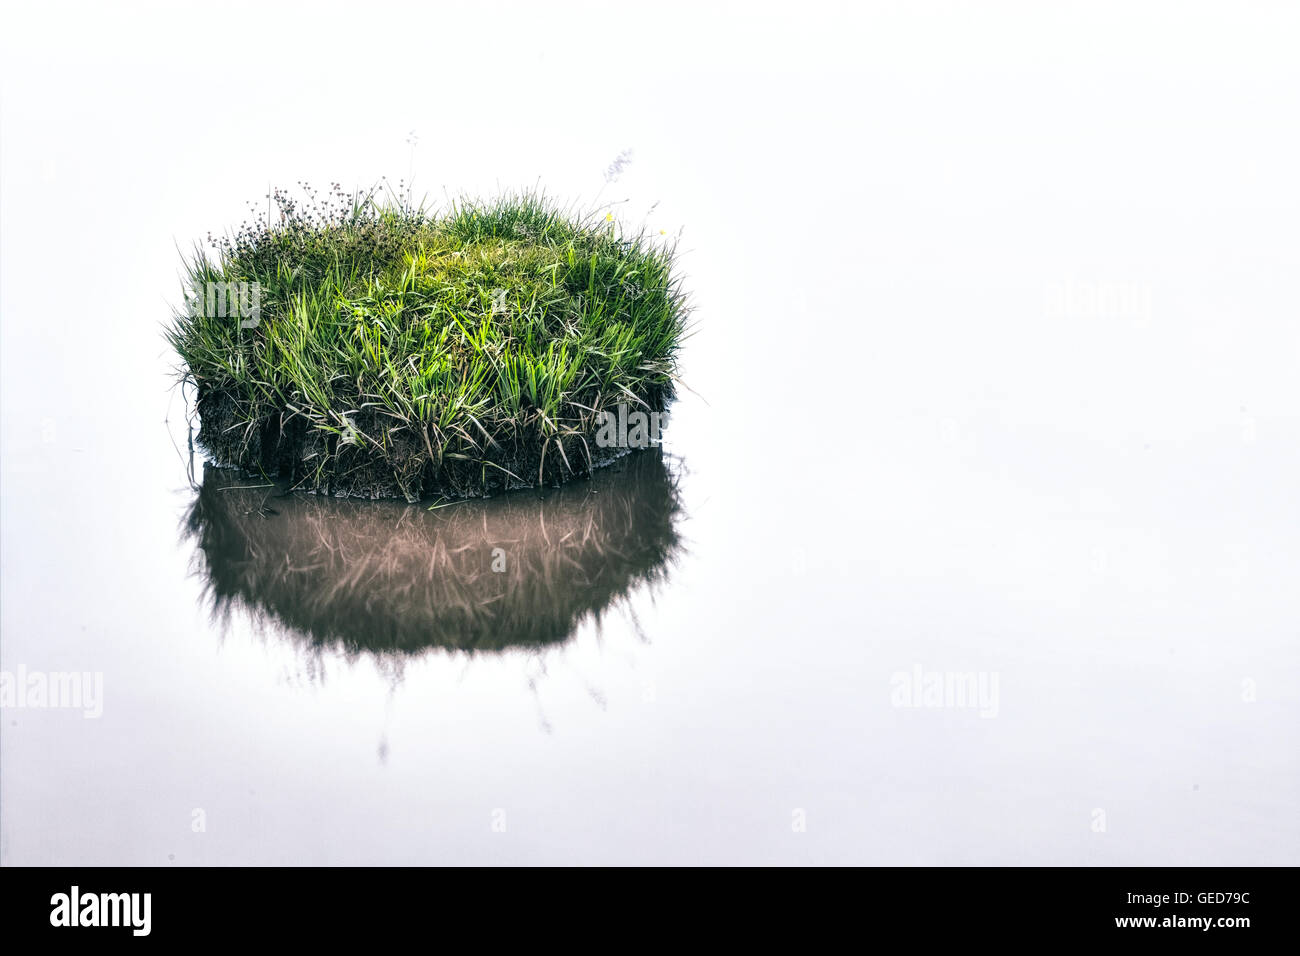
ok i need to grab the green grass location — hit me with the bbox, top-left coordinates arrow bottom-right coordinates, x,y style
168,185 -> 691,500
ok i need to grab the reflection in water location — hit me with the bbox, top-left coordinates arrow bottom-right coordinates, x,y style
182,450 -> 684,659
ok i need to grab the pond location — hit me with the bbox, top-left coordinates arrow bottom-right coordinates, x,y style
2,27 -> 1297,865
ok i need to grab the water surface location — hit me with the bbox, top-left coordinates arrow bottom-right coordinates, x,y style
3,8 -> 1298,864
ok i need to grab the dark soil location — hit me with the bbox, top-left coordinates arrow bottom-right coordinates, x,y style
195,385 -> 670,501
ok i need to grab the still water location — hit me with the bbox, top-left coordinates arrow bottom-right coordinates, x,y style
3,369 -> 1296,865
3,7 -> 1299,864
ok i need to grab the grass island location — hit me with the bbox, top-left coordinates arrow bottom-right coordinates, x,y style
169,185 -> 690,500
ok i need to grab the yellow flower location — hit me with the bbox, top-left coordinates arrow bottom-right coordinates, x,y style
606,213 -> 613,222
659,229 -> 666,235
